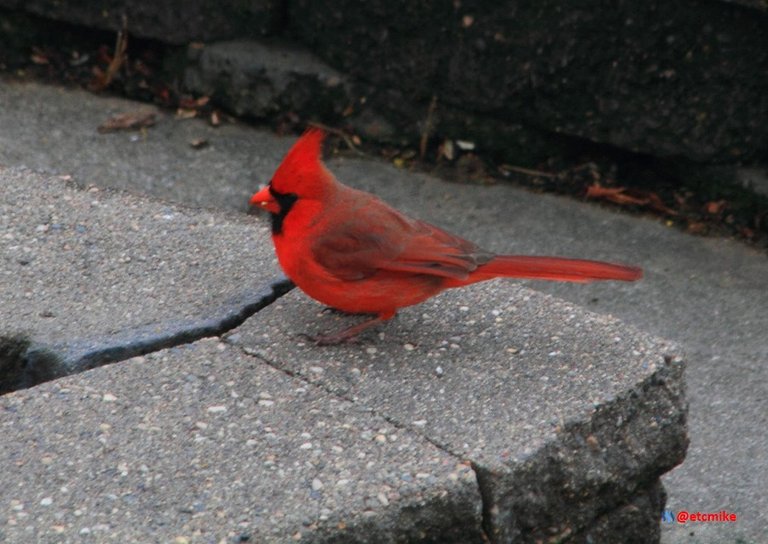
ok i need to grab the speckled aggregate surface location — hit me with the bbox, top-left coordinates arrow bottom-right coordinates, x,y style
0,339 -> 482,543
0,164 -> 686,542
230,285 -> 674,467
0,81 -> 706,542
229,283 -> 687,541
0,165 -> 280,371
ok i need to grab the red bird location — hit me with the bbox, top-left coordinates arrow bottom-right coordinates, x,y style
251,129 -> 641,344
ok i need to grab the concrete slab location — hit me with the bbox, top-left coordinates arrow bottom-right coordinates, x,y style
3,80 -> 762,542
0,80 -> 284,212
0,162 -> 685,542
227,283 -> 687,541
0,338 -> 483,543
0,166 -> 284,391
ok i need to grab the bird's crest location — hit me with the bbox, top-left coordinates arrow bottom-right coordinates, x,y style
271,128 -> 333,198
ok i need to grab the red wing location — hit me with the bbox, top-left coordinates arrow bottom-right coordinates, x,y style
311,228 -> 394,281
311,203 -> 491,282
381,218 -> 493,278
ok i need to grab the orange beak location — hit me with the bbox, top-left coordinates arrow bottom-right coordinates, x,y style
250,185 -> 280,214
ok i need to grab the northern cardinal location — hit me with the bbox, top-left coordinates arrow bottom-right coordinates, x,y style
251,129 -> 641,344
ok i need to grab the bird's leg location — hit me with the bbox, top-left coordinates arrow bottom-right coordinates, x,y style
310,311 -> 396,346
320,306 -> 356,316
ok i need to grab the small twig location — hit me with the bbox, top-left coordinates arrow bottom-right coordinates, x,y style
307,122 -> 363,154
110,15 -> 129,75
90,15 -> 129,91
568,162 -> 599,173
420,95 -> 438,159
500,164 -> 558,179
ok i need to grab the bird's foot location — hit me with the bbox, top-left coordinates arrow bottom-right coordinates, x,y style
320,307 -> 356,317
296,331 -> 361,346
298,312 -> 395,346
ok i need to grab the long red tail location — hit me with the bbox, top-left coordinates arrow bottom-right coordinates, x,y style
468,255 -> 642,284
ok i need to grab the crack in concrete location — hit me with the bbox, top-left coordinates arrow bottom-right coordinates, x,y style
470,462 -> 497,543
233,342 -> 492,543
0,277 -> 295,395
231,342 -> 685,544
2,269 -> 684,542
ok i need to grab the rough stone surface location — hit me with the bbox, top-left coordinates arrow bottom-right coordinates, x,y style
0,338 -> 484,543
179,40 -> 559,162
577,481 -> 666,544
0,0 -> 279,44
0,99 -> 687,541
4,1 -> 766,165
722,0 -> 768,11
0,165 -> 282,391
289,0 -> 768,163
0,81 -> 290,212
183,40 -> 352,123
227,283 -> 687,541
3,81 -> 765,542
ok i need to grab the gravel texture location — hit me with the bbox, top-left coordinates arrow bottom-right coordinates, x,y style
0,339 -> 483,543
3,80 -> 757,542
0,165 -> 281,390
228,283 -> 687,541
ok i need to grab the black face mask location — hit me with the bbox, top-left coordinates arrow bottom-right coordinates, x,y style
268,184 -> 298,235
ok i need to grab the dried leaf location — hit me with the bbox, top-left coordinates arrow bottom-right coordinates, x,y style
673,192 -> 688,207
586,184 -> 677,216
189,138 -> 209,149
740,226 -> 755,239
705,199 -> 727,215
98,111 -> 156,133
441,139 -> 455,161
175,108 -> 197,120
30,48 -> 50,65
646,192 -> 678,216
687,221 -> 707,235
178,96 -> 210,110
585,184 -> 647,206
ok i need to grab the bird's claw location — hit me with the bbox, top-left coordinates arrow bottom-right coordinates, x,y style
296,332 -> 360,346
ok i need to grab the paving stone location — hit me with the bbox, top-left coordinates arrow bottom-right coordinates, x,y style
0,338 -> 483,543
0,166 -> 282,391
228,283 -> 687,541
6,81 -> 753,542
